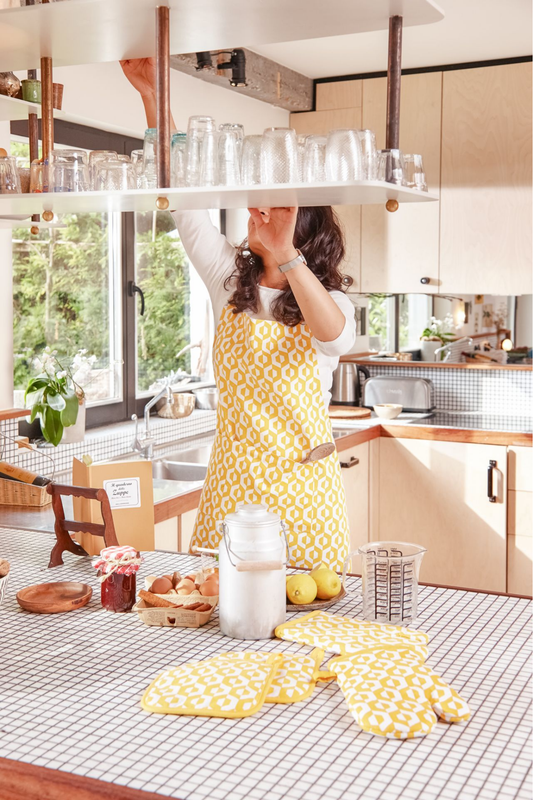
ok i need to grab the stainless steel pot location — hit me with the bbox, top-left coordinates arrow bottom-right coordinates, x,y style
194,387 -> 218,410
331,362 -> 370,406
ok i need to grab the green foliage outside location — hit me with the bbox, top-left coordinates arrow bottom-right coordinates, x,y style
368,294 -> 389,348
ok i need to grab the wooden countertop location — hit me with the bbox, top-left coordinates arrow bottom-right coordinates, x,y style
341,356 -> 532,370
0,408 -> 31,421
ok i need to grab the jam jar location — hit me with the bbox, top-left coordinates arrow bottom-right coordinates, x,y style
93,545 -> 142,613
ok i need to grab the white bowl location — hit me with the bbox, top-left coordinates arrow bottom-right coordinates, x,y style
373,404 -> 403,420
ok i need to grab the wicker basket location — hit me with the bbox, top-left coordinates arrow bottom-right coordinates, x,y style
0,434 -> 55,507
134,598 -> 216,628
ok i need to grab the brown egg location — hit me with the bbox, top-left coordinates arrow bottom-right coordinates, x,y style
150,576 -> 173,594
204,574 -> 219,590
163,574 -> 174,584
199,580 -> 218,596
177,578 -> 196,595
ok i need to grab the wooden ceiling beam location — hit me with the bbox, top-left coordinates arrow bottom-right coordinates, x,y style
170,48 -> 313,112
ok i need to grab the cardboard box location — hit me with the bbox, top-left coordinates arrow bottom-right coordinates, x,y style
72,458 -> 154,555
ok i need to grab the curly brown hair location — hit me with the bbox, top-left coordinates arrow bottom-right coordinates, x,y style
223,206 -> 346,327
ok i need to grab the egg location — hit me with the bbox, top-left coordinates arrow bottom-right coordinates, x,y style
199,580 -> 218,597
177,578 -> 196,595
150,576 -> 173,594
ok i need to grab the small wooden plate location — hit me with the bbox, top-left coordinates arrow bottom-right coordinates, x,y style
286,585 -> 346,612
17,581 -> 92,614
328,406 -> 371,419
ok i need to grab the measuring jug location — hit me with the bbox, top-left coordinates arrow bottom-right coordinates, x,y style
217,503 -> 290,640
358,541 -> 426,626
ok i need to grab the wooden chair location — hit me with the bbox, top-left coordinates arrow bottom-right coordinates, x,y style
46,483 -> 119,568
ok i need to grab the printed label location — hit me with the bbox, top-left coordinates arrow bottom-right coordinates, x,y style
103,477 -> 141,509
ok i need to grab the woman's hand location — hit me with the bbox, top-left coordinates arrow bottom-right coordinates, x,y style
248,207 -> 298,264
120,58 -> 157,97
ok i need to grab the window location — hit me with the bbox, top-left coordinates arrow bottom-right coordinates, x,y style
368,294 -> 432,353
11,119 -> 216,427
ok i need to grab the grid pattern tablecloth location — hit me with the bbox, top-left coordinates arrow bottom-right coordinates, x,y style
0,526 -> 530,800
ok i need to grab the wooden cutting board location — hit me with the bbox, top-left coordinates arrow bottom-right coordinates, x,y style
328,406 -> 372,419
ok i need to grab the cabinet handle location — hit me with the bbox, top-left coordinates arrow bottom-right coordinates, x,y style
340,456 -> 359,469
420,277 -> 430,285
487,459 -> 497,503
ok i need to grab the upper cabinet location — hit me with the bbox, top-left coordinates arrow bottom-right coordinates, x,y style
292,61 -> 532,295
440,62 -> 532,296
360,72 -> 442,293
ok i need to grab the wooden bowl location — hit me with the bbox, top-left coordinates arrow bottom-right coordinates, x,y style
17,581 -> 92,614
286,585 -> 346,612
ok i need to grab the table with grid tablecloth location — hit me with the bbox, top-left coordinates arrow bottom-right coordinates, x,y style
0,526 -> 531,800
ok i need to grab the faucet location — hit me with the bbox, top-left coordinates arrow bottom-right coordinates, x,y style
131,385 -> 173,459
433,337 -> 474,363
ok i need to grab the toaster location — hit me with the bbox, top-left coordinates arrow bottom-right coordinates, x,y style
362,376 -> 435,412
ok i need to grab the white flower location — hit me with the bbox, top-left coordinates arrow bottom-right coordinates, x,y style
56,370 -> 67,379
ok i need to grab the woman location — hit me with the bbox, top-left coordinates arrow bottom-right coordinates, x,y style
122,59 -> 356,570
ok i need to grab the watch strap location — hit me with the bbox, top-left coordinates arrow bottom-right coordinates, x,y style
278,249 -> 307,274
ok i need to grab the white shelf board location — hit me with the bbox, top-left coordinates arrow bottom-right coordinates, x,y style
0,0 -> 444,71
0,94 -> 43,121
0,181 -> 438,216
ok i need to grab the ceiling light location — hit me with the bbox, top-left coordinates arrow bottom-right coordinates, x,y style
196,52 -> 213,71
217,49 -> 247,88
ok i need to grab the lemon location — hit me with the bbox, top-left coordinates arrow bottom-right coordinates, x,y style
286,574 -> 317,605
310,561 -> 328,581
312,568 -> 341,600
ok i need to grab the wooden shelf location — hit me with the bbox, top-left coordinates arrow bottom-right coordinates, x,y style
0,181 -> 438,216
0,0 -> 444,71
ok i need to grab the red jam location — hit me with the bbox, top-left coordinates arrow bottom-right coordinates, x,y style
100,571 -> 137,613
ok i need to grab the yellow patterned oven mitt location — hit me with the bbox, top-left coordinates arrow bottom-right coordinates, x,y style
141,652 -> 282,718
265,648 -> 331,704
275,611 -> 429,661
327,649 -> 471,739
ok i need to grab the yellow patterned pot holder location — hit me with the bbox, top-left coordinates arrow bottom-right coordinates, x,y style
265,648 -> 330,704
141,652 -> 282,718
327,649 -> 471,740
275,611 -> 429,661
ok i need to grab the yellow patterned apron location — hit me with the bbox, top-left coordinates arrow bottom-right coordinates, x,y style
191,305 -> 350,570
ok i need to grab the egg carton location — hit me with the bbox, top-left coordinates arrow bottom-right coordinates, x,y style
134,599 -> 216,628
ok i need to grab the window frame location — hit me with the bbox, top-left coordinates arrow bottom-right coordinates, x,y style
11,118 -> 143,429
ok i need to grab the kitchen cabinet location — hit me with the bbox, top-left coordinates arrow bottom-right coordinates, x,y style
291,105 -> 362,290
154,506 -> 199,553
440,62 -> 532,295
507,446 -> 532,595
376,438 -> 508,592
360,72 -> 442,293
339,441 -> 370,557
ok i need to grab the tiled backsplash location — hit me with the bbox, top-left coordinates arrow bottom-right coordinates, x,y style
0,410 -> 217,481
363,365 -> 532,416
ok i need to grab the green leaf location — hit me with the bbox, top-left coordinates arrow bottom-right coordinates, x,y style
25,378 -> 48,399
61,392 -> 79,427
42,406 -> 63,447
25,387 -> 44,407
30,403 -> 43,423
46,390 -> 66,412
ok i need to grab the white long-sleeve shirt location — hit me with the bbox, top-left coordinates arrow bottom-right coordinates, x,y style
171,210 -> 356,408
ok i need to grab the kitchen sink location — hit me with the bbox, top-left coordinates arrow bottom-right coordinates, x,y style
152,460 -> 208,481
160,445 -> 212,465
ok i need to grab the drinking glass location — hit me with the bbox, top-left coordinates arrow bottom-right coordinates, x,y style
49,149 -> 90,192
261,127 -> 298,184
303,134 -> 326,183
0,154 -> 20,193
377,148 -> 406,186
403,153 -> 428,191
171,133 -> 187,188
17,163 -> 30,193
199,129 -> 218,186
357,129 -> 378,180
141,128 -> 158,189
219,123 -> 244,149
130,149 -> 144,188
325,129 -> 363,181
30,159 -> 44,193
89,150 -> 118,189
217,130 -> 241,186
297,134 -> 307,182
186,115 -> 216,187
241,135 -> 262,185
94,159 -> 136,190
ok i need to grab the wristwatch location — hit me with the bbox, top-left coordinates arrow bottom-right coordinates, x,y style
278,249 -> 307,274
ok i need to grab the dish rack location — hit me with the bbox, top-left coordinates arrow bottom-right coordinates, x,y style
0,433 -> 55,507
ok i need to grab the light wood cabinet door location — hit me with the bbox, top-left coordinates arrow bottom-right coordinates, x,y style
440,62 -> 532,295
507,488 -> 532,596
290,107 -> 362,290
339,442 -> 369,559
378,438 -> 507,592
360,72 -> 442,293
180,508 -> 198,553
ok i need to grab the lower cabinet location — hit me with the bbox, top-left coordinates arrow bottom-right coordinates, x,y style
339,441 -> 370,560
154,506 -> 199,553
376,438 -> 508,592
507,446 -> 532,595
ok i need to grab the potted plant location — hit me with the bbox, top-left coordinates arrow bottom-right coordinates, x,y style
420,315 -> 456,362
24,348 -> 96,446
